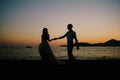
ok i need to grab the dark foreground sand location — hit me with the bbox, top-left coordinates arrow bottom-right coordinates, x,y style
0,59 -> 120,65
0,59 -> 120,74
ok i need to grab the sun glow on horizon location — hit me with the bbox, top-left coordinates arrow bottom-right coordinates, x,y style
0,0 -> 120,46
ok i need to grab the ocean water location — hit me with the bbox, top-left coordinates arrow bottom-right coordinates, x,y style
0,46 -> 120,60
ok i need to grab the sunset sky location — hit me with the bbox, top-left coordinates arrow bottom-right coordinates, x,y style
0,0 -> 120,46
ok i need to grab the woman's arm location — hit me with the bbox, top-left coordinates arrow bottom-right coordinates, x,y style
47,34 -> 51,42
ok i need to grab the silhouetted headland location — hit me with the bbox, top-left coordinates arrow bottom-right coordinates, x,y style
60,39 -> 120,47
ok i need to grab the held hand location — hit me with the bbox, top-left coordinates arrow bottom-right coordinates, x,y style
49,40 -> 52,42
49,38 -> 56,42
76,43 -> 79,50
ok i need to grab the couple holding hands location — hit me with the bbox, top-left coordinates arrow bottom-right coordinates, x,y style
39,24 -> 79,64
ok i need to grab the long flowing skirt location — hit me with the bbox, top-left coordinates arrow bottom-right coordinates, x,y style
39,42 -> 62,64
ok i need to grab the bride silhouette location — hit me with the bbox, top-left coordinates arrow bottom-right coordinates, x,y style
38,28 -> 63,65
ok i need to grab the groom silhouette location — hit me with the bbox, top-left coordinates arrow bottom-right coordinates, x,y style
53,24 -> 79,61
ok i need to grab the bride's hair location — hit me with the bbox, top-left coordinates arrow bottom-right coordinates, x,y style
43,28 -> 48,35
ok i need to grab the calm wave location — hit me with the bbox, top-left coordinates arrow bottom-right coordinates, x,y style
0,46 -> 120,60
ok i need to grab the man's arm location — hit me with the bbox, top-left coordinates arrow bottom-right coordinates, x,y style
74,32 -> 79,50
57,34 -> 66,39
52,33 -> 67,40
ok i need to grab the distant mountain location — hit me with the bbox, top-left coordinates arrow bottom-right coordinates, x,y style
103,39 -> 120,46
60,39 -> 120,47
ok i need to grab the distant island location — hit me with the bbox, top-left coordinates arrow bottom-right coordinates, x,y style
60,39 -> 120,47
25,46 -> 32,48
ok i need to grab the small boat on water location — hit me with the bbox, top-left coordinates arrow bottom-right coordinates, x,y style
0,46 -> 8,48
26,46 -> 32,48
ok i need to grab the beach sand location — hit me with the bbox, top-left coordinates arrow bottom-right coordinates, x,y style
0,59 -> 119,74
0,59 -> 120,65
